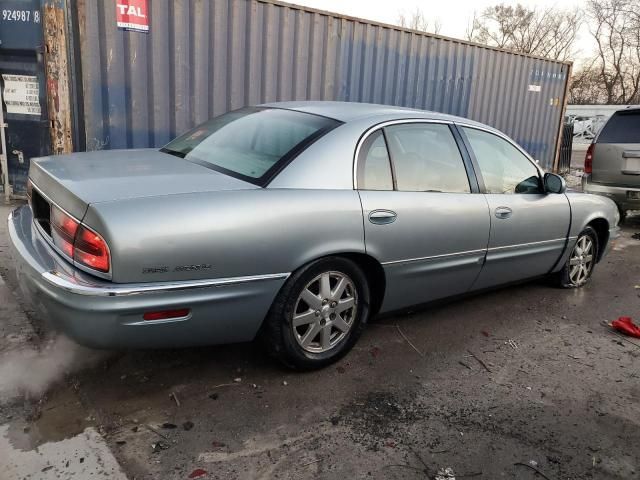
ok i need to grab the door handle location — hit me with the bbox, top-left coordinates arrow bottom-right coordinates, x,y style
494,206 -> 512,219
368,209 -> 397,225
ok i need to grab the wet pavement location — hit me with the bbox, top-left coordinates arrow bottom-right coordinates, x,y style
0,202 -> 639,480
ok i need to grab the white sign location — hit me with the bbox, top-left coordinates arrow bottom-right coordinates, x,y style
2,74 -> 41,115
528,84 -> 542,93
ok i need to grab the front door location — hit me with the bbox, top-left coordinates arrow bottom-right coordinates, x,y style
459,126 -> 571,290
357,122 -> 491,313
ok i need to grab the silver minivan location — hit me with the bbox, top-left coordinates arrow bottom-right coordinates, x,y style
582,107 -> 640,220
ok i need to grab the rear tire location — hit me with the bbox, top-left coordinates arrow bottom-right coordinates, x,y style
260,257 -> 370,370
556,226 -> 599,288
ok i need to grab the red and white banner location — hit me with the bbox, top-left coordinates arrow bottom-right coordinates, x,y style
116,0 -> 149,33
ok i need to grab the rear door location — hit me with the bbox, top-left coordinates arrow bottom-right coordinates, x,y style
592,110 -> 640,187
357,122 -> 490,313
459,126 -> 571,290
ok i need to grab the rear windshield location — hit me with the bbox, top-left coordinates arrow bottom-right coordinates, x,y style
162,107 -> 341,185
597,110 -> 640,144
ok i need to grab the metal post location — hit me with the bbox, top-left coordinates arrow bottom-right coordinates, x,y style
0,85 -> 11,203
553,62 -> 573,174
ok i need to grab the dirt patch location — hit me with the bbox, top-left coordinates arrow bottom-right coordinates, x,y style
337,391 -> 421,449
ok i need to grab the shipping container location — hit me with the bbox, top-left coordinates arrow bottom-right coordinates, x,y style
0,0 -> 571,196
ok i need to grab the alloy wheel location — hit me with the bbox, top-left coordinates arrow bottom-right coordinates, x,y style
292,271 -> 358,353
568,235 -> 595,286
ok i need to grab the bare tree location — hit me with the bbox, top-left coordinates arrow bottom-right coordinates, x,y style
466,3 -> 582,61
397,7 -> 442,35
569,63 -> 609,104
585,0 -> 640,104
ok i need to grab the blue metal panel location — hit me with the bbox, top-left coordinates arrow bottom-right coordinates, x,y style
75,0 -> 570,170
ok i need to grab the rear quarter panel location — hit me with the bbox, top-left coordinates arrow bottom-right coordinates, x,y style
82,189 -> 365,283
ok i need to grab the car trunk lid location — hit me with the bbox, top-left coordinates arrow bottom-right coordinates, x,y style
29,148 -> 258,219
592,110 -> 640,188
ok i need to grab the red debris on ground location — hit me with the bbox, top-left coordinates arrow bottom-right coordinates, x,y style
611,317 -> 640,338
370,346 -> 380,358
188,469 -> 207,479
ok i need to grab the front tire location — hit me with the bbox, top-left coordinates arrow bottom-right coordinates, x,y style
557,226 -> 599,288
261,257 -> 370,370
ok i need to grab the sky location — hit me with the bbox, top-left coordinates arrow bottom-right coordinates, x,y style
291,0 -> 594,62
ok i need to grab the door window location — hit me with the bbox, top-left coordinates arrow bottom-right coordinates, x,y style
357,130 -> 394,190
384,124 -> 470,193
463,127 -> 541,194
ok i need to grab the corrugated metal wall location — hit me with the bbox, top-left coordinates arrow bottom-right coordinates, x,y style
75,0 -> 570,169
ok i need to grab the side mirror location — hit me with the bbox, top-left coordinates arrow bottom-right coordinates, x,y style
544,173 -> 566,194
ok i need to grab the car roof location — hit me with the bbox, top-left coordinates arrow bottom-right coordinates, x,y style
259,100 -> 487,128
615,106 -> 640,114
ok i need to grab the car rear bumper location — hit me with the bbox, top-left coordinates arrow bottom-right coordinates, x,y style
582,175 -> 640,211
7,205 -> 287,349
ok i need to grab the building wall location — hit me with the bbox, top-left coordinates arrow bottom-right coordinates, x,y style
75,0 -> 570,169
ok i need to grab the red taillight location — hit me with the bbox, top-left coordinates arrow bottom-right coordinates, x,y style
51,205 -> 79,258
73,225 -> 110,273
50,205 -> 110,273
584,143 -> 594,174
143,309 -> 191,321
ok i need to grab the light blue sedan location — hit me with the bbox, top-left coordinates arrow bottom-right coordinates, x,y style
8,102 -> 619,369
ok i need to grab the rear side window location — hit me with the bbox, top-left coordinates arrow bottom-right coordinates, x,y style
162,107 -> 341,185
597,111 -> 640,144
358,130 -> 394,190
384,123 -> 470,193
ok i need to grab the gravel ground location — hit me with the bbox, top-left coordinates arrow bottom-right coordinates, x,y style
0,203 -> 639,480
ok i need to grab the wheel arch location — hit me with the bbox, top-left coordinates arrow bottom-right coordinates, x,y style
271,251 -> 387,318
586,217 -> 609,262
338,252 -> 386,317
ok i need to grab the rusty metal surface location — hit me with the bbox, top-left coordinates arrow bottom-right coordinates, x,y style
73,0 -> 570,169
44,1 -> 73,155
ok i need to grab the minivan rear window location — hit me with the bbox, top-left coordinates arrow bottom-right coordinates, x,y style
161,107 -> 341,186
597,110 -> 640,144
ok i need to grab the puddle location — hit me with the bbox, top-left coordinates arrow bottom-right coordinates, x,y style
9,386 -> 93,450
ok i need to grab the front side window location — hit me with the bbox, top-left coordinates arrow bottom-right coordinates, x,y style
384,123 -> 471,193
162,107 -> 341,184
463,127 -> 541,194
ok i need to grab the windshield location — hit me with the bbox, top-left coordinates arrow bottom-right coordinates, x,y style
162,107 -> 341,185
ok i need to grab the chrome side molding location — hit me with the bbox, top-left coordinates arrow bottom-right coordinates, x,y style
41,271 -> 290,297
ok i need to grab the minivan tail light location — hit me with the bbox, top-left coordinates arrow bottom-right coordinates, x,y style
74,225 -> 110,273
584,143 -> 594,174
